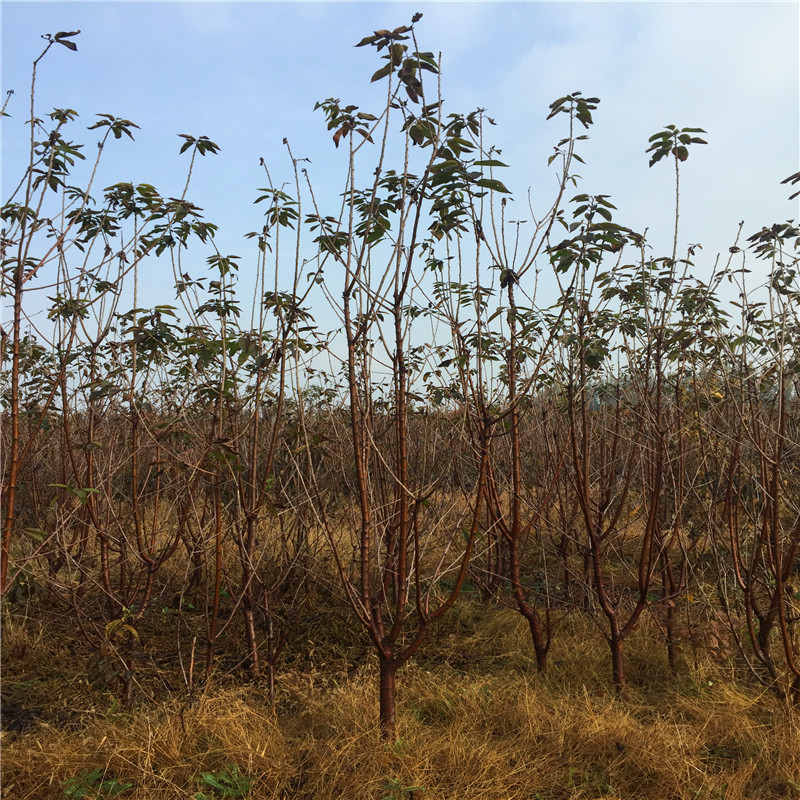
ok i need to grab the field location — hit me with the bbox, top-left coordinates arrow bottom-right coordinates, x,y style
2,14 -> 800,800
4,591 -> 800,800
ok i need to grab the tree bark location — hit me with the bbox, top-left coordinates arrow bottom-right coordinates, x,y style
379,653 -> 397,740
609,628 -> 626,695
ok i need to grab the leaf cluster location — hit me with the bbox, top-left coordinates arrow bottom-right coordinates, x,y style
646,124 -> 707,167
355,16 -> 436,103
313,98 -> 376,148
43,29 -> 80,52
547,92 -> 599,129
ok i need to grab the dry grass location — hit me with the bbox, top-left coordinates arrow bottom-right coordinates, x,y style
3,601 -> 800,800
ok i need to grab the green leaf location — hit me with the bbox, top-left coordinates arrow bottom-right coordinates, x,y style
389,42 -> 406,66
50,484 -> 99,505
356,128 -> 374,143
596,206 -> 613,221
371,62 -> 393,82
475,177 -> 510,193
200,773 -> 226,791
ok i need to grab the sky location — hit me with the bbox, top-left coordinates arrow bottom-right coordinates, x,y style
2,1 -> 799,334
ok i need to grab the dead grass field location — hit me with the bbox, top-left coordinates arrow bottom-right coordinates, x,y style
3,598 -> 799,800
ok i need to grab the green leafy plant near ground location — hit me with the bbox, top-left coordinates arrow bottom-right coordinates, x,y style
194,765 -> 253,799
380,777 -> 426,800
62,769 -> 132,799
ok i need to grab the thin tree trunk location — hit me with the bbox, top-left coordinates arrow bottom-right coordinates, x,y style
609,626 -> 626,695
379,653 -> 398,740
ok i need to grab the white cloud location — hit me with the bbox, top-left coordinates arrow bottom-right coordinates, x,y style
484,1 -> 798,272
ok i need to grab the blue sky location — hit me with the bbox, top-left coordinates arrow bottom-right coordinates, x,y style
2,1 -> 798,325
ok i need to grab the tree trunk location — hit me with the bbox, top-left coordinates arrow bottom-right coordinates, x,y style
525,614 -> 548,671
609,629 -> 626,694
379,653 -> 397,740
